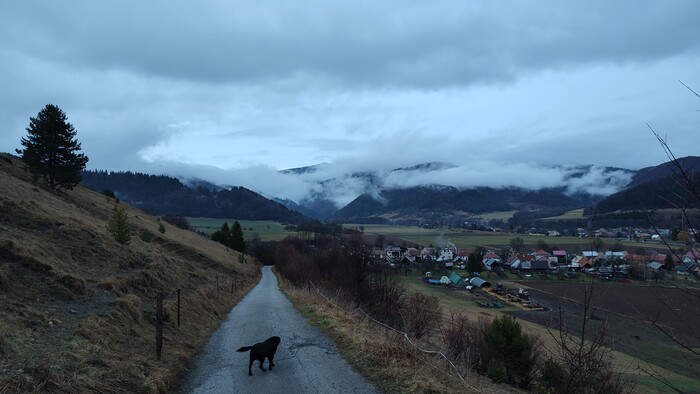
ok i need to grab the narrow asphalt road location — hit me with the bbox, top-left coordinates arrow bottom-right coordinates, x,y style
179,266 -> 377,394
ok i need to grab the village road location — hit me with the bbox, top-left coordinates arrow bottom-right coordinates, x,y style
179,266 -> 377,394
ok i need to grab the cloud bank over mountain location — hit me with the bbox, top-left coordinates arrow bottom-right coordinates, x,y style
162,157 -> 634,209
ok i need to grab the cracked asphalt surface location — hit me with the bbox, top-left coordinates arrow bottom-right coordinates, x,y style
179,266 -> 377,394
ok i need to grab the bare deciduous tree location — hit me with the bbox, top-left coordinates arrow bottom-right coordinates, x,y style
543,278 -> 634,393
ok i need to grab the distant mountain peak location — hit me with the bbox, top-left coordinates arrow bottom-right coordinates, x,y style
279,163 -> 328,175
391,161 -> 456,172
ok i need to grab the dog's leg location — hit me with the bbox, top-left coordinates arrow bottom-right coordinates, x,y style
259,359 -> 267,372
268,355 -> 275,370
248,357 -> 254,376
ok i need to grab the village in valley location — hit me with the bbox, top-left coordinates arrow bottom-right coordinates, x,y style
371,225 -> 700,290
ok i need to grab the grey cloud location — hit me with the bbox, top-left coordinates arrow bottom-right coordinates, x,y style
1,1 -> 698,206
3,2 -> 699,89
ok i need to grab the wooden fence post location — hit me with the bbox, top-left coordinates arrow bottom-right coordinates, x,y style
176,288 -> 181,327
155,292 -> 163,361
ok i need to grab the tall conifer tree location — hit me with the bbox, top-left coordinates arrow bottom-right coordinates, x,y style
231,221 -> 246,253
17,104 -> 89,189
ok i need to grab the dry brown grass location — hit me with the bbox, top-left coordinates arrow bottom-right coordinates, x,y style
0,153 -> 261,393
277,275 -> 517,394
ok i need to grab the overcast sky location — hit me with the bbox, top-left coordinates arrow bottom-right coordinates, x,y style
1,1 -> 699,203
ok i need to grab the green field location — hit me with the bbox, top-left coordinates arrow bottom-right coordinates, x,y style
396,274 -> 519,314
540,208 -> 586,220
187,218 -> 295,241
190,218 -> 660,251
477,210 -> 518,221
349,224 -> 603,250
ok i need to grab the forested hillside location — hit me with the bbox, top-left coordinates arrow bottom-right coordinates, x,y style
628,156 -> 700,187
81,170 -> 308,223
593,174 -> 700,214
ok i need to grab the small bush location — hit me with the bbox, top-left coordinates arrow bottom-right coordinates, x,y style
161,214 -> 191,230
441,311 -> 488,369
540,358 -> 567,392
363,271 -> 405,328
482,315 -> 535,388
158,221 -> 165,234
107,206 -> 131,244
101,189 -> 116,199
404,292 -> 441,339
139,228 -> 154,243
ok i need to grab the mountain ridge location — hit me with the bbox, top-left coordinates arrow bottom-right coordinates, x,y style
77,157 -> 700,225
80,170 -> 309,223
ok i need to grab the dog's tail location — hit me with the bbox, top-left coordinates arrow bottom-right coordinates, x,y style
236,346 -> 253,352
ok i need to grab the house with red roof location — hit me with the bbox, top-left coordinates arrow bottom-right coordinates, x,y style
570,255 -> 592,270
483,252 -> 502,271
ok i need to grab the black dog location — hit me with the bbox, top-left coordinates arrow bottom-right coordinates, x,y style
236,336 -> 281,376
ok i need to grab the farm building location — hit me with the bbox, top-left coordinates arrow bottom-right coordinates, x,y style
484,259 -> 501,271
482,252 -> 501,271
518,259 -> 554,272
385,246 -> 402,259
570,255 -> 592,270
399,256 -> 414,265
372,249 -> 386,260
421,247 -> 437,260
449,272 -> 465,286
678,260 -> 699,274
470,277 -> 491,288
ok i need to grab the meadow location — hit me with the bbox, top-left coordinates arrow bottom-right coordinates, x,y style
348,223 -> 607,251
477,210 -> 518,221
190,216 -> 662,252
187,217 -> 295,241
539,208 -> 585,220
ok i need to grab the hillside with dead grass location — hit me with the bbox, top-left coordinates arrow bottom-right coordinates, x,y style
276,277 -> 517,394
0,153 -> 261,393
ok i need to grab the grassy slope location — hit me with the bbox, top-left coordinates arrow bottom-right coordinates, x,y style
277,273 -> 514,394
0,154 -> 261,393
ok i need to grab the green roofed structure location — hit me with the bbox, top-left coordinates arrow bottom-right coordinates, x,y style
449,272 -> 465,286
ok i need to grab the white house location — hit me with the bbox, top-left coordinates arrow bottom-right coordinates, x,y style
438,247 -> 454,262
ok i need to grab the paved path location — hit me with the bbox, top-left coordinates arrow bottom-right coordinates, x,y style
179,266 -> 377,394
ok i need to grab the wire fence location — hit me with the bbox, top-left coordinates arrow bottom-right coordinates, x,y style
153,274 -> 243,361
307,280 -> 485,394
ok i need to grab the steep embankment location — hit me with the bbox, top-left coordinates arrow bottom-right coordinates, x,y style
0,153 -> 260,393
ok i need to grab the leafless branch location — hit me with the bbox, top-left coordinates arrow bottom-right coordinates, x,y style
679,80 -> 700,99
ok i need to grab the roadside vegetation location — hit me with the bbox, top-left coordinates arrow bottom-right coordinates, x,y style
271,232 -> 635,393
253,210 -> 700,393
0,152 -> 261,392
